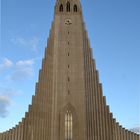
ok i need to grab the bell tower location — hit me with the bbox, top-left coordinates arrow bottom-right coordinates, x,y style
50,0 -> 87,140
0,1 -> 139,140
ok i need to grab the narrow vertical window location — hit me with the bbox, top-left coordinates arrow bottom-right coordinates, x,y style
59,4 -> 63,12
65,110 -> 73,140
73,5 -> 77,12
66,2 -> 70,12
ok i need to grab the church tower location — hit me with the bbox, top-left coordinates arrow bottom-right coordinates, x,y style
0,0 -> 139,140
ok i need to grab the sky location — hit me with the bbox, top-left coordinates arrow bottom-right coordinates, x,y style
0,0 -> 140,133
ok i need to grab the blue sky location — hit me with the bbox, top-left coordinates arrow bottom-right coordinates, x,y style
0,0 -> 140,132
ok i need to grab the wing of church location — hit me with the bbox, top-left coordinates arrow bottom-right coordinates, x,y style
0,0 -> 139,140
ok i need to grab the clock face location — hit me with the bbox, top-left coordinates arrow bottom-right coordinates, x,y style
65,19 -> 72,25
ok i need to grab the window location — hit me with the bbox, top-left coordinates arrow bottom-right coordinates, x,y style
59,4 -> 63,12
65,110 -> 73,140
66,2 -> 70,12
73,5 -> 77,12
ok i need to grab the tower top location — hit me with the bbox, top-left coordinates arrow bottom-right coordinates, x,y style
55,0 -> 82,14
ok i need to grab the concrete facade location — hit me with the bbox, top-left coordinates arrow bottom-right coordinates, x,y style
0,0 -> 139,140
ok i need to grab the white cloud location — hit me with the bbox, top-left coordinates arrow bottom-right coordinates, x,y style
7,59 -> 34,81
7,67 -> 34,81
0,95 -> 10,118
130,127 -> 140,134
0,57 -> 35,81
0,58 -> 13,70
16,59 -> 34,66
0,87 -> 20,118
11,36 -> 40,51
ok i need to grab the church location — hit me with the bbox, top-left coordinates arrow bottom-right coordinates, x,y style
0,0 -> 139,140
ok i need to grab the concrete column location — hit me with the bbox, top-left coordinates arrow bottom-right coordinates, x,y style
112,119 -> 115,140
0,132 -> 3,140
122,127 -> 125,140
129,131 -> 132,140
5,133 -> 7,140
122,127 -> 124,140
120,126 -> 124,140
125,130 -> 128,140
45,55 -> 49,140
43,60 -> 47,139
119,126 -> 122,140
106,106 -> 111,140
41,64 -> 46,140
86,46 -> 91,140
5,131 -> 7,140
3,133 -> 5,140
117,123 -> 120,140
2,133 -> 4,140
99,84 -> 106,140
4,132 -> 6,140
6,132 -> 8,140
94,70 -> 100,140
15,126 -> 18,140
114,120 -> 117,140
22,118 -> 27,140
17,125 -> 20,140
118,123 -> 121,140
90,51 -> 95,140
46,56 -> 50,140
1,133 -> 3,140
123,128 -> 126,140
90,60 -> 95,140
11,128 -> 14,140
132,132 -> 135,140
103,97 -> 109,140
88,55 -> 92,140
9,130 -> 12,140
125,129 -> 127,140
109,113 -> 113,140
91,59 -> 98,140
137,134 -> 140,140
91,60 -> 100,140
96,71 -> 104,140
3,133 -> 4,140
134,132 -> 136,140
130,131 -> 133,140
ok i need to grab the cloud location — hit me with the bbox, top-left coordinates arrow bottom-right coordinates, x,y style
0,57 -> 35,81
16,59 -> 34,66
7,59 -> 34,81
130,127 -> 140,134
0,95 -> 10,118
10,36 -> 40,51
0,58 -> 13,70
7,67 -> 34,81
0,87 -> 19,118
